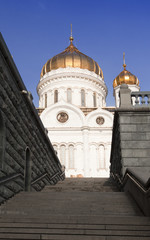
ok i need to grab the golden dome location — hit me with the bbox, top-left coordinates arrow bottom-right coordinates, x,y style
40,36 -> 103,79
113,55 -> 139,88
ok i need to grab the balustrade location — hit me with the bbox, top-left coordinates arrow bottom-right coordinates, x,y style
131,91 -> 150,107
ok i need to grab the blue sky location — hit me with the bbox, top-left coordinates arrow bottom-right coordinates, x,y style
0,0 -> 150,107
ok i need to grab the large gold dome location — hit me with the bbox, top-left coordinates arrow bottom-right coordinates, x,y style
40,37 -> 104,79
113,63 -> 139,88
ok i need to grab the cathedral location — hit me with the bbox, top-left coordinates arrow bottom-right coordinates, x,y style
37,31 -> 140,178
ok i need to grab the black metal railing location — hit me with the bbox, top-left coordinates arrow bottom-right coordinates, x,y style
31,169 -> 65,186
111,172 -> 150,195
0,168 -> 65,193
0,173 -> 24,186
111,170 -> 150,216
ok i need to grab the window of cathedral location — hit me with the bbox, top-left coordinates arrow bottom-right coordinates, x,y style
96,116 -> 105,125
54,90 -> 58,103
68,144 -> 74,169
57,112 -> 69,123
53,145 -> 58,155
81,89 -> 86,107
93,92 -> 97,107
67,88 -> 72,103
60,145 -> 66,166
98,145 -> 105,169
45,93 -> 47,108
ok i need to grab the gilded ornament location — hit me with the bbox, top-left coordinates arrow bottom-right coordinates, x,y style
57,112 -> 69,123
96,117 -> 105,125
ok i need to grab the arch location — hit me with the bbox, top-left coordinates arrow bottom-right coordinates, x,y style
60,144 -> 66,166
68,144 -> 74,169
85,107 -> 113,127
40,100 -> 85,126
54,90 -> 58,103
24,147 -> 32,191
93,92 -> 97,107
0,111 -> 5,169
67,88 -> 72,103
81,89 -> 86,107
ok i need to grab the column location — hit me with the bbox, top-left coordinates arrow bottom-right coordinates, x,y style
82,127 -> 89,177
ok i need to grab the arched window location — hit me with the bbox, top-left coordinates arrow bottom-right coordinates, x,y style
54,90 -> 58,103
45,93 -> 47,108
93,92 -> 97,107
60,145 -> 66,166
0,111 -> 5,169
98,145 -> 105,169
68,145 -> 74,169
67,88 -> 72,103
53,145 -> 58,155
81,89 -> 85,107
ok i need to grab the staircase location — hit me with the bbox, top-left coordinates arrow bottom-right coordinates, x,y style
0,178 -> 150,239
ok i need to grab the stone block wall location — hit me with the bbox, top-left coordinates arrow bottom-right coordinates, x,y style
110,109 -> 150,177
0,33 -> 64,203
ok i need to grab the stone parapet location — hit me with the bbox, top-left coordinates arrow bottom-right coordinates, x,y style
110,108 -> 150,215
0,33 -> 64,203
110,109 -> 150,177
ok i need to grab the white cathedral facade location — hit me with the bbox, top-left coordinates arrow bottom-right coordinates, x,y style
37,34 -> 140,178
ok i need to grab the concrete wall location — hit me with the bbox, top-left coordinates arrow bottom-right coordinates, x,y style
0,33 -> 64,203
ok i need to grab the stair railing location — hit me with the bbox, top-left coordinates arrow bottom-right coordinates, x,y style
31,169 -> 65,186
0,168 -> 65,204
111,170 -> 150,216
111,172 -> 150,195
0,172 -> 24,186
0,168 -> 65,191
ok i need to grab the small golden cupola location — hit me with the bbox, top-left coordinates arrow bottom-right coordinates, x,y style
40,25 -> 104,79
113,53 -> 139,88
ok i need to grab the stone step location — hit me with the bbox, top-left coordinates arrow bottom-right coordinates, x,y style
0,222 -> 149,230
0,215 -> 149,225
1,210 -> 141,217
0,233 -> 149,240
3,197 -> 128,204
1,193 -> 142,216
0,227 -> 150,236
3,192 -> 133,201
0,226 -> 149,239
43,178 -> 119,192
0,215 -> 149,239
0,178 -> 148,239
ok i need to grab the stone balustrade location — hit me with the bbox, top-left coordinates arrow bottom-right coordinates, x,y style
119,84 -> 150,108
131,91 -> 150,107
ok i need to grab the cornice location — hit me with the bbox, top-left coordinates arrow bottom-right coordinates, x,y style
47,127 -> 112,131
37,68 -> 107,95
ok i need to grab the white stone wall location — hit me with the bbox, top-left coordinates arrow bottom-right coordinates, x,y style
40,101 -> 113,177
